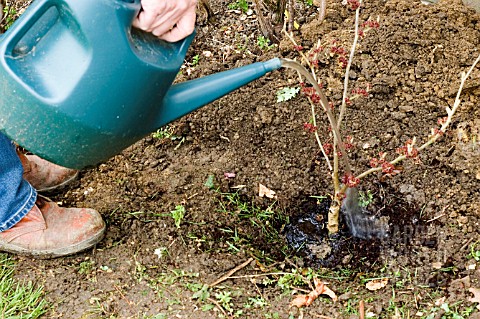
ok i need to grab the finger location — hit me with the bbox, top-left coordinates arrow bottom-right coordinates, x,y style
148,11 -> 179,36
150,1 -> 192,35
147,8 -> 191,34
133,9 -> 167,31
158,11 -> 196,42
133,0 -> 173,31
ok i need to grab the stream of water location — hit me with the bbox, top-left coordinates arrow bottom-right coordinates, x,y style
341,187 -> 389,239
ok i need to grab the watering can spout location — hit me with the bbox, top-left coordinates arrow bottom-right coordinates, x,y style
157,58 -> 282,128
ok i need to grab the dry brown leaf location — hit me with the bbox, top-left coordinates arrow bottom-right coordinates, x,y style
258,183 -> 276,198
469,287 -> 480,310
322,283 -> 338,302
365,278 -> 389,291
290,295 -> 312,308
431,262 -> 443,270
290,278 -> 337,308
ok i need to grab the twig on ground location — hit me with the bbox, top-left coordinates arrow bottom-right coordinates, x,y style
460,237 -> 475,251
227,272 -> 295,278
359,300 -> 365,319
426,213 -> 445,223
207,297 -> 229,317
426,205 -> 448,223
209,257 -> 253,287
113,284 -> 134,307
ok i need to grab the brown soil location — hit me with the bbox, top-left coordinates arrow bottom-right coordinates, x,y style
4,0 -> 480,318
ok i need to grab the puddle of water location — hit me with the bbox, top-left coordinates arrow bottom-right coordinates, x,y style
283,198 -> 350,267
283,190 -> 389,267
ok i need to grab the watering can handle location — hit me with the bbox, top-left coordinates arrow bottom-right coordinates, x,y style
2,0 -> 142,58
2,0 -> 56,56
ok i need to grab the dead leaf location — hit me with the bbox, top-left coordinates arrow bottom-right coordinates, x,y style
432,262 -> 443,269
322,281 -> 338,302
365,278 -> 389,291
290,278 -> 337,308
469,287 -> 480,310
258,184 -> 276,198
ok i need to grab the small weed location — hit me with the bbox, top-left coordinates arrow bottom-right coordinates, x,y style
235,33 -> 251,53
186,232 -> 207,243
204,174 -> 216,189
468,241 -> 480,261
257,36 -> 275,50
228,0 -> 249,12
277,268 -> 315,293
424,301 -> 474,319
276,87 -> 300,102
152,125 -> 185,149
1,5 -> 17,30
358,189 -> 374,207
190,284 -> 210,301
154,247 -> 169,259
220,227 -> 244,253
246,296 -> 268,308
201,303 -> 215,312
78,259 -> 95,275
191,54 -> 200,66
170,205 -> 186,228
152,125 -> 177,140
216,291 -> 234,312
217,191 -> 288,254
134,259 -> 149,283
342,298 -> 359,315
160,269 -> 199,284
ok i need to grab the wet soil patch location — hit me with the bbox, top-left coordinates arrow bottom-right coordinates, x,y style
284,183 -> 421,270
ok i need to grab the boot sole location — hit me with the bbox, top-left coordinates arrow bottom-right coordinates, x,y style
36,171 -> 79,193
0,226 -> 106,259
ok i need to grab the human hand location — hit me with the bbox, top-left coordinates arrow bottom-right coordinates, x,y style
133,0 -> 197,42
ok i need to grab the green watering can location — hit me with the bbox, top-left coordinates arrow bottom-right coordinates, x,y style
0,0 -> 281,169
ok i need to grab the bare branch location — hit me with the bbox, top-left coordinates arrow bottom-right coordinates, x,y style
337,0 -> 363,129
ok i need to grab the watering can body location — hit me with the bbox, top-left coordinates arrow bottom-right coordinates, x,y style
0,0 -> 281,169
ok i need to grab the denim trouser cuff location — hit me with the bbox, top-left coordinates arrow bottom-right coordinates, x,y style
0,133 -> 38,231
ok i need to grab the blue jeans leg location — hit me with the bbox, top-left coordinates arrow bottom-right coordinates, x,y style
0,133 -> 37,232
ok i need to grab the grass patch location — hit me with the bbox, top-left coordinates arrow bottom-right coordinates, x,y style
217,192 -> 289,251
0,253 -> 49,318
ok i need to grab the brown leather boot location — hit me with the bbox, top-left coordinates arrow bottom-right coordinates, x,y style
17,151 -> 79,192
0,197 -> 105,258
